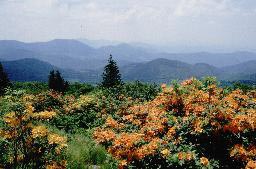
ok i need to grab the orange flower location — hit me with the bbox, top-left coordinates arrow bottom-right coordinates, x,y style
48,133 -> 67,145
200,157 -> 209,166
106,116 -> 119,128
181,78 -> 194,86
193,120 -> 203,133
118,160 -> 128,169
161,149 -> 170,157
161,83 -> 167,89
33,111 -> 56,119
246,160 -> 256,169
3,112 -> 20,127
31,126 -> 48,138
93,77 -> 256,167
178,152 -> 184,160
186,152 -> 194,161
94,129 -> 116,143
46,161 -> 65,169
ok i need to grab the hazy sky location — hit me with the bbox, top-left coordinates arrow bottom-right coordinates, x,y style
0,0 -> 256,51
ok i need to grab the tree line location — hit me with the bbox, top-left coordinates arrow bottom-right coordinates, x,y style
0,55 -> 122,95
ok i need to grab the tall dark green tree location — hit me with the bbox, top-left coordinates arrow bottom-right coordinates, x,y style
48,70 -> 56,90
0,62 -> 11,95
101,55 -> 122,88
48,70 -> 69,93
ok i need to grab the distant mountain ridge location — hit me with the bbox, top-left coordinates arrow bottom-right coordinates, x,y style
1,58 -> 100,83
1,39 -> 256,71
78,38 -> 121,48
1,57 -> 256,83
121,58 -> 220,83
0,39 -> 256,83
0,39 -> 136,71
120,58 -> 256,82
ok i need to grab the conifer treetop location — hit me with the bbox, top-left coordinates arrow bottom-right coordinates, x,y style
101,54 -> 122,88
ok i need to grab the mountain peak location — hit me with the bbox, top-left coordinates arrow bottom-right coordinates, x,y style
47,39 -> 89,46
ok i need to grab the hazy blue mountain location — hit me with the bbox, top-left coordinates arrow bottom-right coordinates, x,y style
1,57 -> 256,83
121,58 -> 220,83
120,58 -> 256,83
220,60 -> 256,81
1,58 -> 100,83
2,58 -> 57,81
1,39 -> 255,83
0,39 -> 134,71
78,38 -> 121,48
239,74 -> 256,82
157,51 -> 256,67
98,43 -> 155,62
0,39 -> 106,71
193,63 -> 220,77
0,39 -> 256,72
0,39 -> 97,58
0,40 -> 38,60
221,60 -> 256,75
26,39 -> 96,58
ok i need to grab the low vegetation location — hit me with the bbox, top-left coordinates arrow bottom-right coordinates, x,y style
0,77 -> 255,168
0,59 -> 255,169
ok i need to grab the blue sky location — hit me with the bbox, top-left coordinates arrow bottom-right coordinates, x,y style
0,0 -> 255,51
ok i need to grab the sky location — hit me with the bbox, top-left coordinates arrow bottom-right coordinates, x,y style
0,0 -> 256,51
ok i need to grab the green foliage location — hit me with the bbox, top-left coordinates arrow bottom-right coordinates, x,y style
66,132 -> 117,169
232,81 -> 255,92
121,81 -> 160,102
65,82 -> 95,97
0,62 -> 11,95
0,79 -> 162,169
52,94 -> 102,132
2,77 -> 255,168
48,70 -> 69,93
101,55 -> 122,88
12,82 -> 48,94
0,96 -> 67,168
50,81 -> 160,133
32,91 -> 64,112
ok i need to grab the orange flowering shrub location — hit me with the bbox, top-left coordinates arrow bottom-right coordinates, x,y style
94,77 -> 256,168
0,94 -> 67,168
26,91 -> 98,132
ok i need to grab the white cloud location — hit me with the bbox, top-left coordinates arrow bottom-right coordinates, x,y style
0,0 -> 255,51
173,0 -> 234,17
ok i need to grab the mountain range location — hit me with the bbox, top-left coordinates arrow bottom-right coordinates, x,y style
0,39 -> 256,83
1,58 -> 99,83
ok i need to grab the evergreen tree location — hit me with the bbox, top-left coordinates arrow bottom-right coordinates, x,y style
48,70 -> 69,93
48,70 -> 56,90
101,55 -> 122,88
0,62 -> 11,95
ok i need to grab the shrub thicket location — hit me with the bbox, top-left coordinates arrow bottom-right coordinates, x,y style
1,77 -> 255,169
94,78 -> 256,169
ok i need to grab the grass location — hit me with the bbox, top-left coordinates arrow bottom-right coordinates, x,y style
66,131 -> 117,169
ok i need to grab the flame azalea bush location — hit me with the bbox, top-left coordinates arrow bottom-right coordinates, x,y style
50,94 -> 100,132
0,82 -> 165,168
22,91 -> 99,132
29,90 -> 131,133
94,77 -> 256,169
0,92 -> 67,168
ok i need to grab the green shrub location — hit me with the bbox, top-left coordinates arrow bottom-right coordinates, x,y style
66,83 -> 95,97
122,81 -> 160,101
67,132 -> 117,169
50,94 -> 102,132
12,82 -> 48,94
